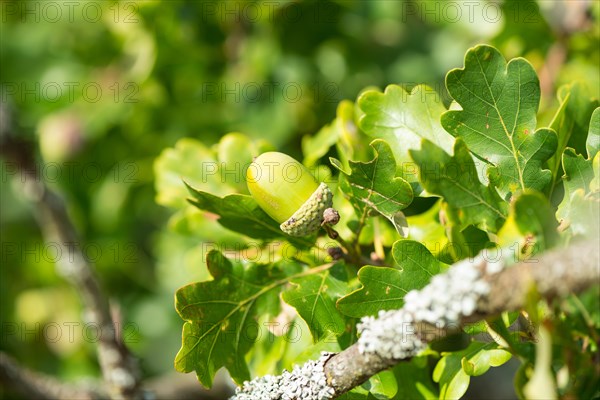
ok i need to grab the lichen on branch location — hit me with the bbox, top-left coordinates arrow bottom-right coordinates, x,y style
230,240 -> 599,399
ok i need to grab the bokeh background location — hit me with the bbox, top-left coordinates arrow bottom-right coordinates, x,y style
1,0 -> 598,398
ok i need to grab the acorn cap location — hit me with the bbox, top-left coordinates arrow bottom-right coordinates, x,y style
280,182 -> 333,236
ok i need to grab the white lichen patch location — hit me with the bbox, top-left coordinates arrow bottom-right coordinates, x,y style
231,352 -> 335,400
357,308 -> 425,360
357,254 -> 504,360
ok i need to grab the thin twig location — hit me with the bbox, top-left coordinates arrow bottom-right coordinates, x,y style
322,224 -> 365,267
0,104 -> 142,399
0,352 -> 107,400
352,204 -> 371,248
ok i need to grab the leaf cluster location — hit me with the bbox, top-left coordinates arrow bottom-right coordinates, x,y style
155,45 -> 600,399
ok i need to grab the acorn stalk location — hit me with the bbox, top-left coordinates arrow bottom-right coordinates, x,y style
246,152 -> 334,236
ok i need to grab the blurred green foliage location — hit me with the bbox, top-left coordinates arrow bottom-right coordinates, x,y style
1,0 -> 598,395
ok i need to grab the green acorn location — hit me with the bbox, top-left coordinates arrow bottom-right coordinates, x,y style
246,152 -> 333,236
